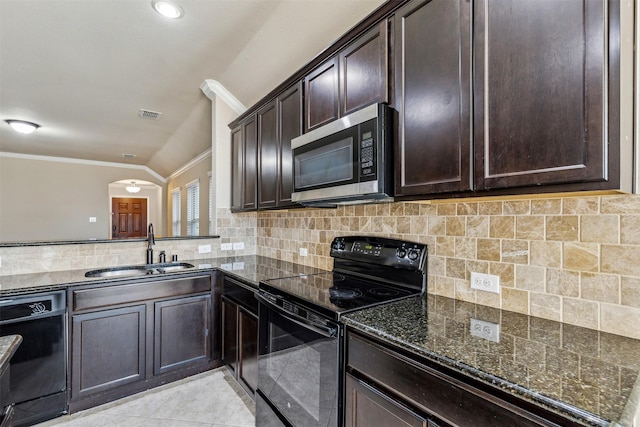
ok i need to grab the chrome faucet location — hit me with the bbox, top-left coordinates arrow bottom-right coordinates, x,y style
146,223 -> 155,264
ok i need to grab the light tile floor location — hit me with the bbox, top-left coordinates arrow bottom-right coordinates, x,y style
35,368 -> 255,427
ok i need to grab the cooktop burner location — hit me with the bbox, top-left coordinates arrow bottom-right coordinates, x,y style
329,287 -> 363,300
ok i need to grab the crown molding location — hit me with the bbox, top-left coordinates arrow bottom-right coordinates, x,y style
167,148 -> 212,180
200,79 -> 247,115
0,151 -> 166,183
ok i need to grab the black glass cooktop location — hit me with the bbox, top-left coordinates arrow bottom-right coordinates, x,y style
260,272 -> 418,320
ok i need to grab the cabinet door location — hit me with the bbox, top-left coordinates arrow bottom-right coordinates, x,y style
238,307 -> 258,396
474,0 -> 609,190
153,295 -> 211,375
345,374 -> 429,427
339,20 -> 389,116
221,297 -> 238,373
71,305 -> 146,400
258,100 -> 279,209
277,82 -> 303,207
231,125 -> 243,212
394,0 -> 472,196
243,115 -> 258,210
305,57 -> 339,131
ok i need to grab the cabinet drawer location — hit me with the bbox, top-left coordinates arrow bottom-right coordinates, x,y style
73,275 -> 211,312
347,332 -> 559,427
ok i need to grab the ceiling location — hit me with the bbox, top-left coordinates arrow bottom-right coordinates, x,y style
0,0 -> 385,177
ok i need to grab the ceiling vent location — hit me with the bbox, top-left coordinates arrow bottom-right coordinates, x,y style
138,109 -> 162,120
122,153 -> 137,159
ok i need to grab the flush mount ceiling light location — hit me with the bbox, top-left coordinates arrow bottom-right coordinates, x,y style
151,0 -> 184,19
5,119 -> 40,134
125,182 -> 141,194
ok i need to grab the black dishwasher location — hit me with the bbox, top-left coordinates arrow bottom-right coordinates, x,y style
0,291 -> 67,426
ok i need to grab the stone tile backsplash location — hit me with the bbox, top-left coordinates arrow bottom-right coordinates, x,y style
254,194 -> 640,340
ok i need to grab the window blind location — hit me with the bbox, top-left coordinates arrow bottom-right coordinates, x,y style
186,180 -> 199,236
171,188 -> 181,236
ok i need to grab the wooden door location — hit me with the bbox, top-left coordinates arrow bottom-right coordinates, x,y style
243,115 -> 258,211
231,125 -> 243,212
258,100 -> 278,209
277,82 -> 303,207
305,57 -> 339,131
473,0 -> 611,190
221,297 -> 238,373
238,306 -> 258,396
112,198 -> 147,239
394,0 -> 472,196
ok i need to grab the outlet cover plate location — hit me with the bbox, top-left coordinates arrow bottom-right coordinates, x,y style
470,272 -> 500,294
299,248 -> 308,257
220,243 -> 232,251
232,242 -> 245,250
470,318 -> 500,343
198,244 -> 212,254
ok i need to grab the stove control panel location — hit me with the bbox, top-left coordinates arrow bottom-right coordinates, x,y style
331,236 -> 427,270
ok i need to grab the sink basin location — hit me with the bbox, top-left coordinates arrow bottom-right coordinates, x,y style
85,262 -> 195,278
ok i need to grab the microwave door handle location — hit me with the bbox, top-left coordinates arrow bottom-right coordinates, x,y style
256,292 -> 337,338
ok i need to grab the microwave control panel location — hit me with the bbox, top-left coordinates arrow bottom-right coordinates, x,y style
359,119 -> 377,177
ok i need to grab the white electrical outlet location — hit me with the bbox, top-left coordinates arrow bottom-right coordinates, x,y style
220,243 -> 232,251
470,318 -> 500,342
232,262 -> 245,270
198,244 -> 212,254
220,263 -> 233,270
470,272 -> 500,294
89,217 -> 97,223
299,248 -> 308,257
233,242 -> 245,250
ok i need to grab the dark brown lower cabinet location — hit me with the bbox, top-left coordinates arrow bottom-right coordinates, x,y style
346,330 -> 580,427
69,275 -> 216,412
221,275 -> 258,397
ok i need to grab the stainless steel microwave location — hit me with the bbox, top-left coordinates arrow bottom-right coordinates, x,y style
291,103 -> 394,206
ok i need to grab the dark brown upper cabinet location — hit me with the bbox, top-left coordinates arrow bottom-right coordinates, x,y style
257,82 -> 303,210
231,114 -> 258,212
339,20 -> 390,117
394,0 -> 472,197
396,0 -> 618,198
473,0 -> 614,191
305,21 -> 390,132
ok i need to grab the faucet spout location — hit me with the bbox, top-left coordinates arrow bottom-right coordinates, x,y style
146,223 -> 155,264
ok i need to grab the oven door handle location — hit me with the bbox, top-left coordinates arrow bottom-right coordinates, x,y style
256,292 -> 338,338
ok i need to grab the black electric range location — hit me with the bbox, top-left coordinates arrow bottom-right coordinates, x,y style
256,236 -> 428,427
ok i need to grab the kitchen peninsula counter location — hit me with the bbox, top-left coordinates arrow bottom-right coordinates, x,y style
343,295 -> 640,427
0,255 -> 327,296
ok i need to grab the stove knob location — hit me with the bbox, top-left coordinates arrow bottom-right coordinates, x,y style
407,248 -> 421,261
333,240 -> 345,251
396,248 -> 407,259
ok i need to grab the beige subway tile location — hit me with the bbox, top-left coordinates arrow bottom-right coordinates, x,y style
601,195 -> 640,214
546,269 -> 580,297
429,256 -> 446,276
601,245 -> 640,276
476,288 -> 501,308
530,293 -> 561,321
397,217 -> 411,234
467,216 -> 489,238
467,260 -> 489,278
515,216 -> 545,240
435,275 -> 456,298
389,203 -> 404,217
530,241 -> 562,268
546,216 -> 579,241
502,288 -> 529,314
501,240 -> 529,264
419,204 -> 438,216
621,276 -> 640,308
428,217 -> 446,236
446,257 -> 466,279
455,237 -> 476,259
478,201 -> 503,215
531,199 -> 562,215
581,272 -> 620,304
601,304 -> 640,340
436,236 -> 455,257
455,279 -> 476,303
563,298 -> 599,329
490,263 -> 515,288
562,197 -> 599,214
515,265 -> 545,292
581,215 -> 619,244
456,202 -> 478,216
404,203 -> 421,216
620,215 -> 640,244
477,239 -> 501,261
490,216 -> 515,239
563,242 -> 599,272
437,203 -> 457,216
446,217 -> 466,236
410,216 -> 428,235
504,200 -> 531,215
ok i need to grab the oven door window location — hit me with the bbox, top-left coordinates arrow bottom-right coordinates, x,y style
293,128 -> 358,191
258,304 -> 339,427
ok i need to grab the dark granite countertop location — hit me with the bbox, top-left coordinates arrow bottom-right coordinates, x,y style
0,335 -> 22,375
0,255 -> 327,296
343,295 -> 640,427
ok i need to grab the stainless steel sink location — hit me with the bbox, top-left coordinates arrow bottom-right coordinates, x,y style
85,262 -> 195,278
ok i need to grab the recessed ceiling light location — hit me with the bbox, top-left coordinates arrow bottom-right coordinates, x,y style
151,0 -> 184,19
5,119 -> 40,134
